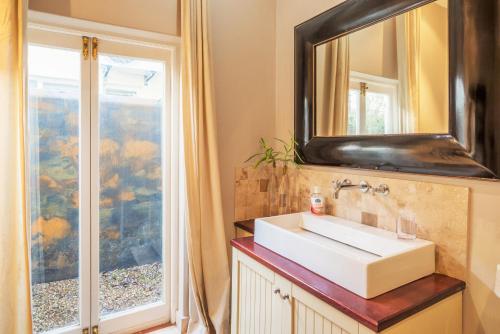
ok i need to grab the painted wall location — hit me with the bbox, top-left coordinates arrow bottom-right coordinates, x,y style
208,0 -> 277,249
29,0 -> 180,35
349,18 -> 398,79
275,0 -> 500,332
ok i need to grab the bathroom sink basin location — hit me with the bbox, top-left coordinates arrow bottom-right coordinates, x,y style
254,212 -> 435,298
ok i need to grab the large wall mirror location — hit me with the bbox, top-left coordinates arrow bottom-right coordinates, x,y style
315,1 -> 448,137
295,0 -> 499,178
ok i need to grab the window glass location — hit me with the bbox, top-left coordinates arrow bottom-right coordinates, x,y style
28,45 -> 81,333
98,55 -> 166,316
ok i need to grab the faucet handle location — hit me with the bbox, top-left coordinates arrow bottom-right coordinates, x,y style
359,180 -> 371,193
365,182 -> 390,196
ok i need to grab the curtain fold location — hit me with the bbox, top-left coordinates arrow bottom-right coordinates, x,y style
396,9 -> 421,133
181,0 -> 230,333
0,0 -> 32,333
316,37 -> 350,136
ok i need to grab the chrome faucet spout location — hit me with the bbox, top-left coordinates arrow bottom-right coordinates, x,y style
332,179 -> 358,199
332,179 -> 389,199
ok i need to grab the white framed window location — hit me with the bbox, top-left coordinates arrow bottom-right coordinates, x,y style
26,11 -> 180,334
348,71 -> 399,135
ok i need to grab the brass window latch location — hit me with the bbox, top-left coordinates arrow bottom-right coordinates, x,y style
82,36 -> 90,60
82,36 -> 98,60
360,82 -> 368,96
92,37 -> 98,60
82,325 -> 98,334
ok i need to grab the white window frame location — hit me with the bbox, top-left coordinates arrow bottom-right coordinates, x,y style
349,71 -> 400,135
27,10 -> 181,334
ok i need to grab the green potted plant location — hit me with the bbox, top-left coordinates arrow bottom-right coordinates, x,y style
245,136 -> 303,216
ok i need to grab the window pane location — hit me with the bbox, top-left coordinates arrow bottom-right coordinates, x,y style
28,45 -> 81,333
347,89 -> 360,135
365,91 -> 390,134
98,55 -> 165,316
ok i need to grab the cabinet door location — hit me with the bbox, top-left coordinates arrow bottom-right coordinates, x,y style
292,285 -> 359,334
271,274 -> 293,334
231,250 -> 275,334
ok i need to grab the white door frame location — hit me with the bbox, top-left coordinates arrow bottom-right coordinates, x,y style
90,36 -> 174,334
27,26 -> 92,334
27,10 -> 180,334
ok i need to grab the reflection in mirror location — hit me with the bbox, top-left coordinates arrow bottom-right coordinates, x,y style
315,0 -> 448,136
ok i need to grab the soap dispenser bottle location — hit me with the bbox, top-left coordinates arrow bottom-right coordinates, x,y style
310,186 -> 325,215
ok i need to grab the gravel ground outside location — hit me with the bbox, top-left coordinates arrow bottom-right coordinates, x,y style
32,263 -> 163,333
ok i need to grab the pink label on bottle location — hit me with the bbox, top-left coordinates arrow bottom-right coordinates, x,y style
310,197 -> 324,215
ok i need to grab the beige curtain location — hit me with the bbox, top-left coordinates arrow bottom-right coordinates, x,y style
396,9 -> 421,133
0,0 -> 32,333
181,0 -> 230,333
316,37 -> 350,136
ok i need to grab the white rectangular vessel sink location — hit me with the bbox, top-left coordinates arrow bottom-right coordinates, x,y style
254,212 -> 435,298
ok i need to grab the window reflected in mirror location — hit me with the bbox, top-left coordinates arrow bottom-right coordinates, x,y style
314,0 -> 448,136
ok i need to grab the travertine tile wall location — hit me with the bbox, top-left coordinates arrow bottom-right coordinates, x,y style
235,165 -> 469,280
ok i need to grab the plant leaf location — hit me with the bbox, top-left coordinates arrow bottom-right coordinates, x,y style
244,152 -> 262,163
254,155 -> 268,168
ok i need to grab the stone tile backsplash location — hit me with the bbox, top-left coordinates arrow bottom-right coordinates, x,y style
235,165 -> 469,280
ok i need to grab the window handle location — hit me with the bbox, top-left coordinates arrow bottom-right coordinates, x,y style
82,36 -> 90,60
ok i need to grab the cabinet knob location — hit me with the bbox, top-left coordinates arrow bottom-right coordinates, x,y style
282,294 -> 290,301
273,288 -> 281,295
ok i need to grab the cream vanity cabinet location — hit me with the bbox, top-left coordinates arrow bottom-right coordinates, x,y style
231,249 -> 368,334
231,248 -> 463,334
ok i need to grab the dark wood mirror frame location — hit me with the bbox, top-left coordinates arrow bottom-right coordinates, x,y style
295,0 -> 500,179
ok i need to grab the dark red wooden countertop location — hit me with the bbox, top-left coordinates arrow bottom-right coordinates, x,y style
231,237 -> 465,332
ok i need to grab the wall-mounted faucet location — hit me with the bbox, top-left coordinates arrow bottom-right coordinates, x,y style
332,179 -> 362,199
332,179 -> 389,199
